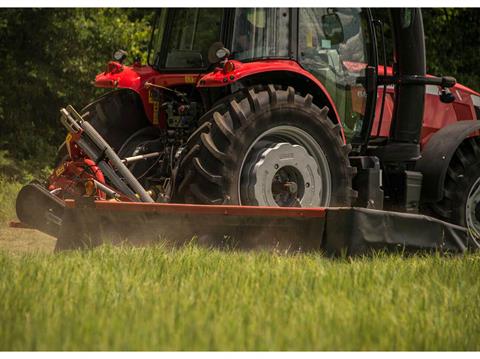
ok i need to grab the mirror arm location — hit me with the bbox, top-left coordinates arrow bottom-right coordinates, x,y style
378,75 -> 456,88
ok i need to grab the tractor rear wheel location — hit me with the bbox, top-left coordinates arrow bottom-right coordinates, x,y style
173,85 -> 355,207
434,137 -> 480,239
117,127 -> 162,183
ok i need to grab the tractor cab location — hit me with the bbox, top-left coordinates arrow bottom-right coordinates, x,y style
148,8 -> 374,142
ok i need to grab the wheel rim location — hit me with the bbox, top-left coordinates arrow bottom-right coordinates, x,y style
239,126 -> 331,207
466,177 -> 480,239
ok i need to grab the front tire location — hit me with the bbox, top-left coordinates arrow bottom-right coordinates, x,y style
173,85 -> 355,207
433,137 -> 480,238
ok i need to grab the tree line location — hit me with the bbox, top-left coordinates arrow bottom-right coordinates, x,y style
0,8 -> 478,169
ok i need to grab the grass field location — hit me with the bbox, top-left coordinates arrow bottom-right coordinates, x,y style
1,175 -> 480,350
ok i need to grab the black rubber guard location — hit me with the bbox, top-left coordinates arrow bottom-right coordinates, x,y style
16,181 -> 66,237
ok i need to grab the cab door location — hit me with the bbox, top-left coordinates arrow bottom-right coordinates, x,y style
297,8 -> 377,144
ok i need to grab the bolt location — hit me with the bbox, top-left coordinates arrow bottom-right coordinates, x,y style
274,164 -> 279,169
284,182 -> 298,194
305,182 -> 310,188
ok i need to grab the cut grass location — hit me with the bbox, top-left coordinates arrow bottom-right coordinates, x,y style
0,227 -> 55,253
0,175 -> 23,225
0,245 -> 479,351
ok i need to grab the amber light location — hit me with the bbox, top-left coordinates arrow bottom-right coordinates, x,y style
84,179 -> 96,196
223,61 -> 235,73
106,61 -> 123,74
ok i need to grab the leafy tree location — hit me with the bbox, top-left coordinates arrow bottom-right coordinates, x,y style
0,8 -> 154,167
0,8 -> 478,170
423,8 -> 480,90
372,8 -> 480,90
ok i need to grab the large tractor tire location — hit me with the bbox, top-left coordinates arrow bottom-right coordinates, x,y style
434,137 -> 480,239
173,85 -> 356,207
117,126 -> 162,183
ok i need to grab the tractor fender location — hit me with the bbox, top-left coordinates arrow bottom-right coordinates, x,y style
94,63 -> 160,124
79,89 -> 151,151
416,120 -> 480,202
197,60 -> 343,137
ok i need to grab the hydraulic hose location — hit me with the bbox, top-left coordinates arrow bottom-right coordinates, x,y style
60,106 -> 154,203
80,121 -> 154,203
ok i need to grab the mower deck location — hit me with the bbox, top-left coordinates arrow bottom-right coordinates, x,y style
52,199 -> 474,255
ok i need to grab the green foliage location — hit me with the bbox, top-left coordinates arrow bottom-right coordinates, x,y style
0,246 -> 479,350
423,8 -> 480,90
0,175 -> 22,223
372,8 -> 480,90
0,8 -> 478,170
0,9 -> 154,167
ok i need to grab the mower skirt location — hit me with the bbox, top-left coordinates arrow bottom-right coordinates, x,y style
54,200 -> 474,255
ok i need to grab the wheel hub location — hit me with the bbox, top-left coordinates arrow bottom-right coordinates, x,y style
270,166 -> 302,207
239,125 -> 332,208
247,143 -> 322,207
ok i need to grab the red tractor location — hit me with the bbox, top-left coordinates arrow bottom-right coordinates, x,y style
16,8 -> 480,253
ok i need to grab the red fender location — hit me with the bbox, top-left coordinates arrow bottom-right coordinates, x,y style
94,62 -> 205,127
197,60 -> 345,142
94,62 -> 159,125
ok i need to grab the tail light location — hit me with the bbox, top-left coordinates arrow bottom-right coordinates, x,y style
223,61 -> 235,74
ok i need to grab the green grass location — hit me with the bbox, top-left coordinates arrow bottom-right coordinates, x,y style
1,245 -> 479,351
1,155 -> 479,350
0,175 -> 22,224
0,150 -> 54,223
0,172 -> 56,254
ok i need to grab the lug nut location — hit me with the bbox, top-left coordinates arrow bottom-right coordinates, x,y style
284,182 -> 298,194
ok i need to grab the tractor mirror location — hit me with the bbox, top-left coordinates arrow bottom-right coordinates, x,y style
113,49 -> 128,64
208,42 -> 231,64
321,13 -> 344,45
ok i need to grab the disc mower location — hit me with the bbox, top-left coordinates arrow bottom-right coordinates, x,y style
14,8 -> 480,254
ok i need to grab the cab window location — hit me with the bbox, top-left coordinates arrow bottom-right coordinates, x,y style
231,8 -> 290,61
149,9 -> 168,67
299,8 -> 370,140
164,8 -> 223,69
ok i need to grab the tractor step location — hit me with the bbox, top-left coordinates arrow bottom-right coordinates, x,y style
53,199 -> 476,256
